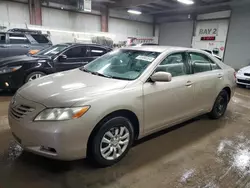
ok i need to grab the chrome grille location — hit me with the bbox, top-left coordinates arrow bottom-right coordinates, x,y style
10,105 -> 34,120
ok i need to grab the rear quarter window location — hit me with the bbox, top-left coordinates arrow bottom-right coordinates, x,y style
31,34 -> 49,44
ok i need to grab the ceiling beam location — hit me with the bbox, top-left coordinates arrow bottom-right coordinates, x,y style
140,4 -> 163,9
110,0 -> 156,8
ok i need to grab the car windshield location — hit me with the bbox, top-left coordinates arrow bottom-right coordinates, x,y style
35,44 -> 69,56
82,49 -> 160,80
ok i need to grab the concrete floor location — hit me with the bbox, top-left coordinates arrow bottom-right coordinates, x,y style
1,88 -> 250,188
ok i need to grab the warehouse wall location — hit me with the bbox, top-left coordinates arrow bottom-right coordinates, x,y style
159,21 -> 194,47
224,7 -> 250,69
42,7 -> 101,32
109,18 -> 154,42
0,1 -> 30,24
0,0 -> 154,42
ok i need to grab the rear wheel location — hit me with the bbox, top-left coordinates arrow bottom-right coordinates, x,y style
88,116 -> 134,167
25,71 -> 46,83
209,90 -> 229,119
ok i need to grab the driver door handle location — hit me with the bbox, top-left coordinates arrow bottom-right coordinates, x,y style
186,81 -> 193,87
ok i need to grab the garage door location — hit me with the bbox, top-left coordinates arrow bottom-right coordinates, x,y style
192,19 -> 229,59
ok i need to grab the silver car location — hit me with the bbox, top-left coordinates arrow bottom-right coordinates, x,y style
8,46 -> 236,167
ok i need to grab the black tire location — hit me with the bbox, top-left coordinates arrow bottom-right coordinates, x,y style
88,116 -> 134,167
25,71 -> 46,83
209,90 -> 229,119
237,83 -> 246,88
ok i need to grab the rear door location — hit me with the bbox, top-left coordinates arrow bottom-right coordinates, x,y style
0,33 -> 8,58
7,33 -> 31,56
88,46 -> 108,62
55,45 -> 89,72
187,51 -> 224,113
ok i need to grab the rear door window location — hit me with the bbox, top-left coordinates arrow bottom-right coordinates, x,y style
89,46 -> 106,57
189,52 -> 221,73
64,46 -> 87,58
31,34 -> 49,44
9,33 -> 30,44
189,53 -> 212,73
0,33 -> 6,44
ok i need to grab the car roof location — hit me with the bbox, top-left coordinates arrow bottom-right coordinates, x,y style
62,43 -> 112,49
122,46 -> 202,53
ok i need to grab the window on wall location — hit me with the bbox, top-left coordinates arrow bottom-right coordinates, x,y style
64,46 -> 87,58
155,53 -> 190,77
9,34 -> 30,44
189,52 -> 220,73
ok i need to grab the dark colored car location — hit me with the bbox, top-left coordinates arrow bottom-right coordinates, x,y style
0,28 -> 52,58
0,43 -> 112,90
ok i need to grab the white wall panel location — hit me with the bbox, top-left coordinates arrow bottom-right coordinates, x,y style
109,18 -> 153,42
0,1 -> 29,24
224,7 -> 250,69
159,21 -> 194,47
42,7 -> 100,32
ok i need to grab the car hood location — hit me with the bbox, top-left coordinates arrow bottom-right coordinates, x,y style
240,66 -> 250,73
17,69 -> 129,107
0,55 -> 50,67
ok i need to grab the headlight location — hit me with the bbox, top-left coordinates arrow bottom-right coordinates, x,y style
238,69 -> 243,74
0,66 -> 22,74
34,106 -> 90,121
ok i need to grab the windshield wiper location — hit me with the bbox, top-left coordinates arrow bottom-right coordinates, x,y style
91,71 -> 112,78
80,68 -> 132,80
80,67 -> 91,73
109,76 -> 133,81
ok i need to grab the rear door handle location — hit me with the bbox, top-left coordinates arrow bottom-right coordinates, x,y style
21,45 -> 29,48
218,74 -> 223,79
186,81 -> 193,86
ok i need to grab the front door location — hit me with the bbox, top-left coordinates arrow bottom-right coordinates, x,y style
187,51 -> 224,113
55,46 -> 90,72
143,52 -> 195,133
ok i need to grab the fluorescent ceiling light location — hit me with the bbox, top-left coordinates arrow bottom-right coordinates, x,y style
177,0 -> 194,5
127,10 -> 142,15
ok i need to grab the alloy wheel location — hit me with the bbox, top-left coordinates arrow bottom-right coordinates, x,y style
28,73 -> 44,82
100,126 -> 130,160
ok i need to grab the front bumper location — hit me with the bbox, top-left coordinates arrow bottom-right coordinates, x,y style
0,70 -> 24,90
8,94 -> 93,160
236,74 -> 250,86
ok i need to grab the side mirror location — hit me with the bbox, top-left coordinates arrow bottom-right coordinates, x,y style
150,72 -> 172,82
58,54 -> 67,61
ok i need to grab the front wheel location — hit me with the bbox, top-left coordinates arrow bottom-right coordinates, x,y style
209,90 -> 229,119
25,71 -> 46,83
88,116 -> 134,167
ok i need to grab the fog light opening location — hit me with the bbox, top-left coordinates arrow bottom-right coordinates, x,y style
40,146 -> 56,153
5,82 -> 9,87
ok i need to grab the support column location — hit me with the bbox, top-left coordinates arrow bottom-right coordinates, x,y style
29,0 -> 42,25
100,6 -> 109,32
